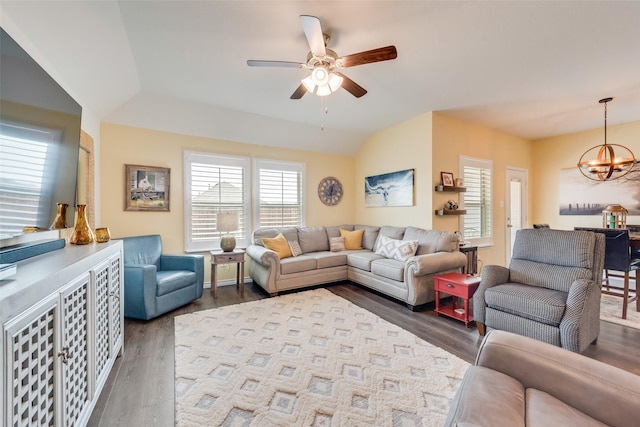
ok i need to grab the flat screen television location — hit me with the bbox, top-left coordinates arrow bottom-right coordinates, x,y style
0,27 -> 82,242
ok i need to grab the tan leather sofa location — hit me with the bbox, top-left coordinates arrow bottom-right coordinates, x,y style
445,330 -> 640,427
246,224 -> 467,309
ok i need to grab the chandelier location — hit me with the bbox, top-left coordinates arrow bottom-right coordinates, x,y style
577,97 -> 636,181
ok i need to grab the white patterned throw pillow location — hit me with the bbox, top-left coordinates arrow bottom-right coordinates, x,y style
288,240 -> 303,257
375,235 -> 419,262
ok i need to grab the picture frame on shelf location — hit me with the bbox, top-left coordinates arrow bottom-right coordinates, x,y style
441,172 -> 455,187
124,164 -> 170,211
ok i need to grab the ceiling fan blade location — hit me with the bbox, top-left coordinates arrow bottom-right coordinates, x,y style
247,60 -> 305,68
300,15 -> 326,58
339,45 -> 397,68
290,84 -> 307,99
335,72 -> 367,98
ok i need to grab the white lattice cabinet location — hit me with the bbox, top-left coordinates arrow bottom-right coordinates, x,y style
1,240 -> 123,427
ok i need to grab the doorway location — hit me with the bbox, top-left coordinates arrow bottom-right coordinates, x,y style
506,167 -> 528,265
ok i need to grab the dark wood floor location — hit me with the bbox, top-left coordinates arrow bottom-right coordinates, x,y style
88,281 -> 640,426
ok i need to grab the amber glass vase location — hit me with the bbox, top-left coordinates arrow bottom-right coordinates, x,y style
70,204 -> 95,245
50,203 -> 68,229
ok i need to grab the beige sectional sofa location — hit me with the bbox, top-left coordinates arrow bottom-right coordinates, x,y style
246,224 -> 467,309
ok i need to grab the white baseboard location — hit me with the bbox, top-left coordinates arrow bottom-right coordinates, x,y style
203,276 -> 252,289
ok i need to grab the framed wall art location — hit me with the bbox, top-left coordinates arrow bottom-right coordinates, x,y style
558,167 -> 640,215
440,171 -> 455,187
364,168 -> 414,207
124,164 -> 170,211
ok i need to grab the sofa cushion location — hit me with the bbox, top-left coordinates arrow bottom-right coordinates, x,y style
371,258 -> 406,281
306,251 -> 348,269
374,226 -> 406,250
330,237 -> 346,252
340,228 -> 365,250
326,224 -> 354,238
404,226 -> 457,255
485,283 -> 567,327
253,227 -> 298,247
374,235 -> 419,261
280,256 -> 317,274
526,389 -> 607,427
156,271 -> 197,296
354,225 -> 381,250
297,226 -> 329,253
262,234 -> 293,259
347,252 -> 384,272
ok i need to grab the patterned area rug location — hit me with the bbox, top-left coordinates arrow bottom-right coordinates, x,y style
600,293 -> 640,330
174,289 -> 470,426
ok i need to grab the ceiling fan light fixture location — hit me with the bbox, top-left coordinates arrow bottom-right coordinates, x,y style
316,84 -> 332,97
577,97 -> 636,181
311,66 -> 329,86
328,73 -> 343,92
301,75 -> 316,93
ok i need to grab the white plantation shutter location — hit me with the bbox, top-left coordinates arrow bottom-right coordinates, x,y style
255,159 -> 305,229
460,156 -> 493,247
0,122 -> 60,237
184,151 -> 250,252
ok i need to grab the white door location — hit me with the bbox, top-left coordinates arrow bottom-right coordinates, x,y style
506,167 -> 528,265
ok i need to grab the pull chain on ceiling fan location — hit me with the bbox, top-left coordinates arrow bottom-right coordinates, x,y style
247,15 -> 397,99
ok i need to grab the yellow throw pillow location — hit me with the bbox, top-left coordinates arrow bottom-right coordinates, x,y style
262,233 -> 292,259
340,228 -> 365,250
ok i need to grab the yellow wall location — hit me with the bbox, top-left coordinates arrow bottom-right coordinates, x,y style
532,120 -> 640,229
355,112 -> 434,228
432,112 -> 533,268
100,122 -> 355,281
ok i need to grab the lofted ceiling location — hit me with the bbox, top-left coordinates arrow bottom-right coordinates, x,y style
1,1 -> 639,156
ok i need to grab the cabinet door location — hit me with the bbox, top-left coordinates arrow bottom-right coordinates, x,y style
60,273 -> 92,427
3,294 -> 59,427
108,253 -> 123,357
93,259 -> 111,389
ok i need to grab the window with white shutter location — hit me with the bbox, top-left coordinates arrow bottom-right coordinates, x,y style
184,151 -> 250,252
459,156 -> 493,247
254,159 -> 305,229
0,121 -> 61,237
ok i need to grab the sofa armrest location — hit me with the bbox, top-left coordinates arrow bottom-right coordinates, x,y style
559,278 -> 601,352
406,251 -> 467,276
123,264 -> 158,320
246,244 -> 279,267
473,265 -> 510,323
475,330 -> 640,426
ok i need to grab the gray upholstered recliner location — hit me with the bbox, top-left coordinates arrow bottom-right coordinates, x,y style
474,228 -> 605,353
121,234 -> 204,320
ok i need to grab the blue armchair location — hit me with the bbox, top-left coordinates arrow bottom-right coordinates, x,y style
121,234 -> 204,320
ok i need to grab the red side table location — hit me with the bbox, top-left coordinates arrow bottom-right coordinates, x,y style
434,272 -> 482,327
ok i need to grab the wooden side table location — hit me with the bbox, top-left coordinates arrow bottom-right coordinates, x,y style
210,249 -> 245,298
434,272 -> 482,327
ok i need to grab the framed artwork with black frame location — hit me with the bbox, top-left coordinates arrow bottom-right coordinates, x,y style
124,164 -> 170,211
441,171 -> 455,187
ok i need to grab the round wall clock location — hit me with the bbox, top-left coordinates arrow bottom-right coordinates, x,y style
318,176 -> 343,206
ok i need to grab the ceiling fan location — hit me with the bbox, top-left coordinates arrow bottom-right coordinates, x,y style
247,15 -> 397,99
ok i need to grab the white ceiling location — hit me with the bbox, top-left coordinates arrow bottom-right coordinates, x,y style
1,1 -> 639,156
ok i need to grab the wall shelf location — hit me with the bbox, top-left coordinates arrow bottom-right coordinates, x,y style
435,209 -> 467,216
435,186 -> 466,193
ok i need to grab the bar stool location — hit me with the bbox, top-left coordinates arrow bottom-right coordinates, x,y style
575,227 -> 639,319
